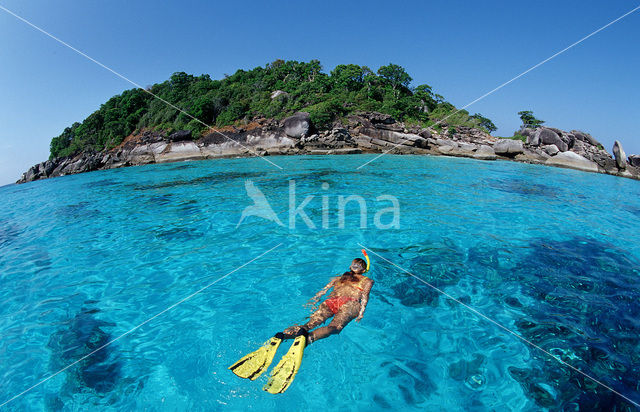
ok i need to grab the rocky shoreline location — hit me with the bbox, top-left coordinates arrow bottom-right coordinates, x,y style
17,112 -> 640,183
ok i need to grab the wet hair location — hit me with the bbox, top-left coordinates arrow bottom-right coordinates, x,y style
349,258 -> 367,274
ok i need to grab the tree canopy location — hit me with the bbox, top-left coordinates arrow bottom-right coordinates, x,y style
49,60 -> 496,159
517,110 -> 545,128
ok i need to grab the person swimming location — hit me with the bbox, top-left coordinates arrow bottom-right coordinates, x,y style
229,251 -> 374,394
280,257 -> 374,343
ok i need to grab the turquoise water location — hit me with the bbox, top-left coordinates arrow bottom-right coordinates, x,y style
1,155 -> 640,411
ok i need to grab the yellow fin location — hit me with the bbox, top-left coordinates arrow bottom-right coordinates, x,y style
229,337 -> 282,380
263,335 -> 306,394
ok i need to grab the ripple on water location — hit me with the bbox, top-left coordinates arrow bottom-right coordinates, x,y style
1,155 -> 640,410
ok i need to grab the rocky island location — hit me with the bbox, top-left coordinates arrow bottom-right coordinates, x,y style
16,60 -> 640,183
17,111 -> 640,183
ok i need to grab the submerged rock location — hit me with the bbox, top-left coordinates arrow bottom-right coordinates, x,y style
48,310 -> 122,394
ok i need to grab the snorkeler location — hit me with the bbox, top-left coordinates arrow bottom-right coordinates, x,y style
229,250 -> 374,394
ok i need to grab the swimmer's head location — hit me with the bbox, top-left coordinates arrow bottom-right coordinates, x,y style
349,258 -> 367,274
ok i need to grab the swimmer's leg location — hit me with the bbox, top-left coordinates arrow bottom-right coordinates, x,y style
281,302 -> 333,339
308,301 -> 359,343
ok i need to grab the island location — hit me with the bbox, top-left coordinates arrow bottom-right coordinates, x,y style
17,60 -> 640,183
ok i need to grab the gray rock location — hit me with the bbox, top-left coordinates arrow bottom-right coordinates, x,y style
536,128 -> 568,152
520,128 -> 535,138
542,144 -> 559,156
156,142 -> 203,163
571,130 -> 601,147
168,130 -> 192,142
130,144 -> 151,155
473,145 -> 497,160
629,155 -> 640,167
436,138 -> 456,148
359,128 -> 426,147
613,140 -> 627,169
370,138 -> 391,148
546,151 -> 598,173
283,112 -> 310,138
365,112 -> 396,125
149,142 -> 168,154
437,145 -> 454,154
494,139 -> 524,156
564,133 -> 576,149
519,148 -> 549,162
270,90 -> 287,99
458,142 -> 477,152
394,133 -> 428,148
309,128 -> 357,149
39,160 -> 54,177
547,127 -> 564,135
418,129 -> 432,139
24,165 -> 38,182
526,132 -> 540,146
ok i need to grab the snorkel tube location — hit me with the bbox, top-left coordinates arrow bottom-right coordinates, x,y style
361,249 -> 370,273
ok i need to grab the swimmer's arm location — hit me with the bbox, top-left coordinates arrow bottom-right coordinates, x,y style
308,277 -> 337,304
356,279 -> 374,322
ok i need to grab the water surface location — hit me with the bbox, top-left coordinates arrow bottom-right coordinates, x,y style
1,155 -> 639,410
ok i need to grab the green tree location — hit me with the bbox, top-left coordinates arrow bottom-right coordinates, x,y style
47,59 -> 487,159
517,110 -> 544,128
377,63 -> 412,97
330,64 -> 366,92
413,84 -> 436,113
470,113 -> 497,133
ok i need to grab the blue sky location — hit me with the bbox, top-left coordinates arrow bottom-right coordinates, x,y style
1,0 -> 639,185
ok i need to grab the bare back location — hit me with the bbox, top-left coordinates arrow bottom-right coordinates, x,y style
328,274 -> 372,301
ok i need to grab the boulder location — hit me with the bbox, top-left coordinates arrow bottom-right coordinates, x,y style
526,132 -> 540,146
283,112 -> 310,138
168,130 -> 192,142
473,145 -> 497,160
156,141 -> 203,163
542,144 -> 559,156
536,128 -> 568,152
494,139 -> 524,156
545,151 -> 599,173
517,148 -> 549,163
24,165 -> 39,182
520,128 -> 535,138
613,141 -> 627,169
436,138 -> 456,148
309,129 -> 357,148
458,142 -> 477,152
360,128 -> 427,148
629,155 -> 640,168
437,145 -> 454,154
546,127 -> 564,135
418,129 -> 432,139
571,130 -> 601,147
364,112 -> 396,125
561,133 -> 575,149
